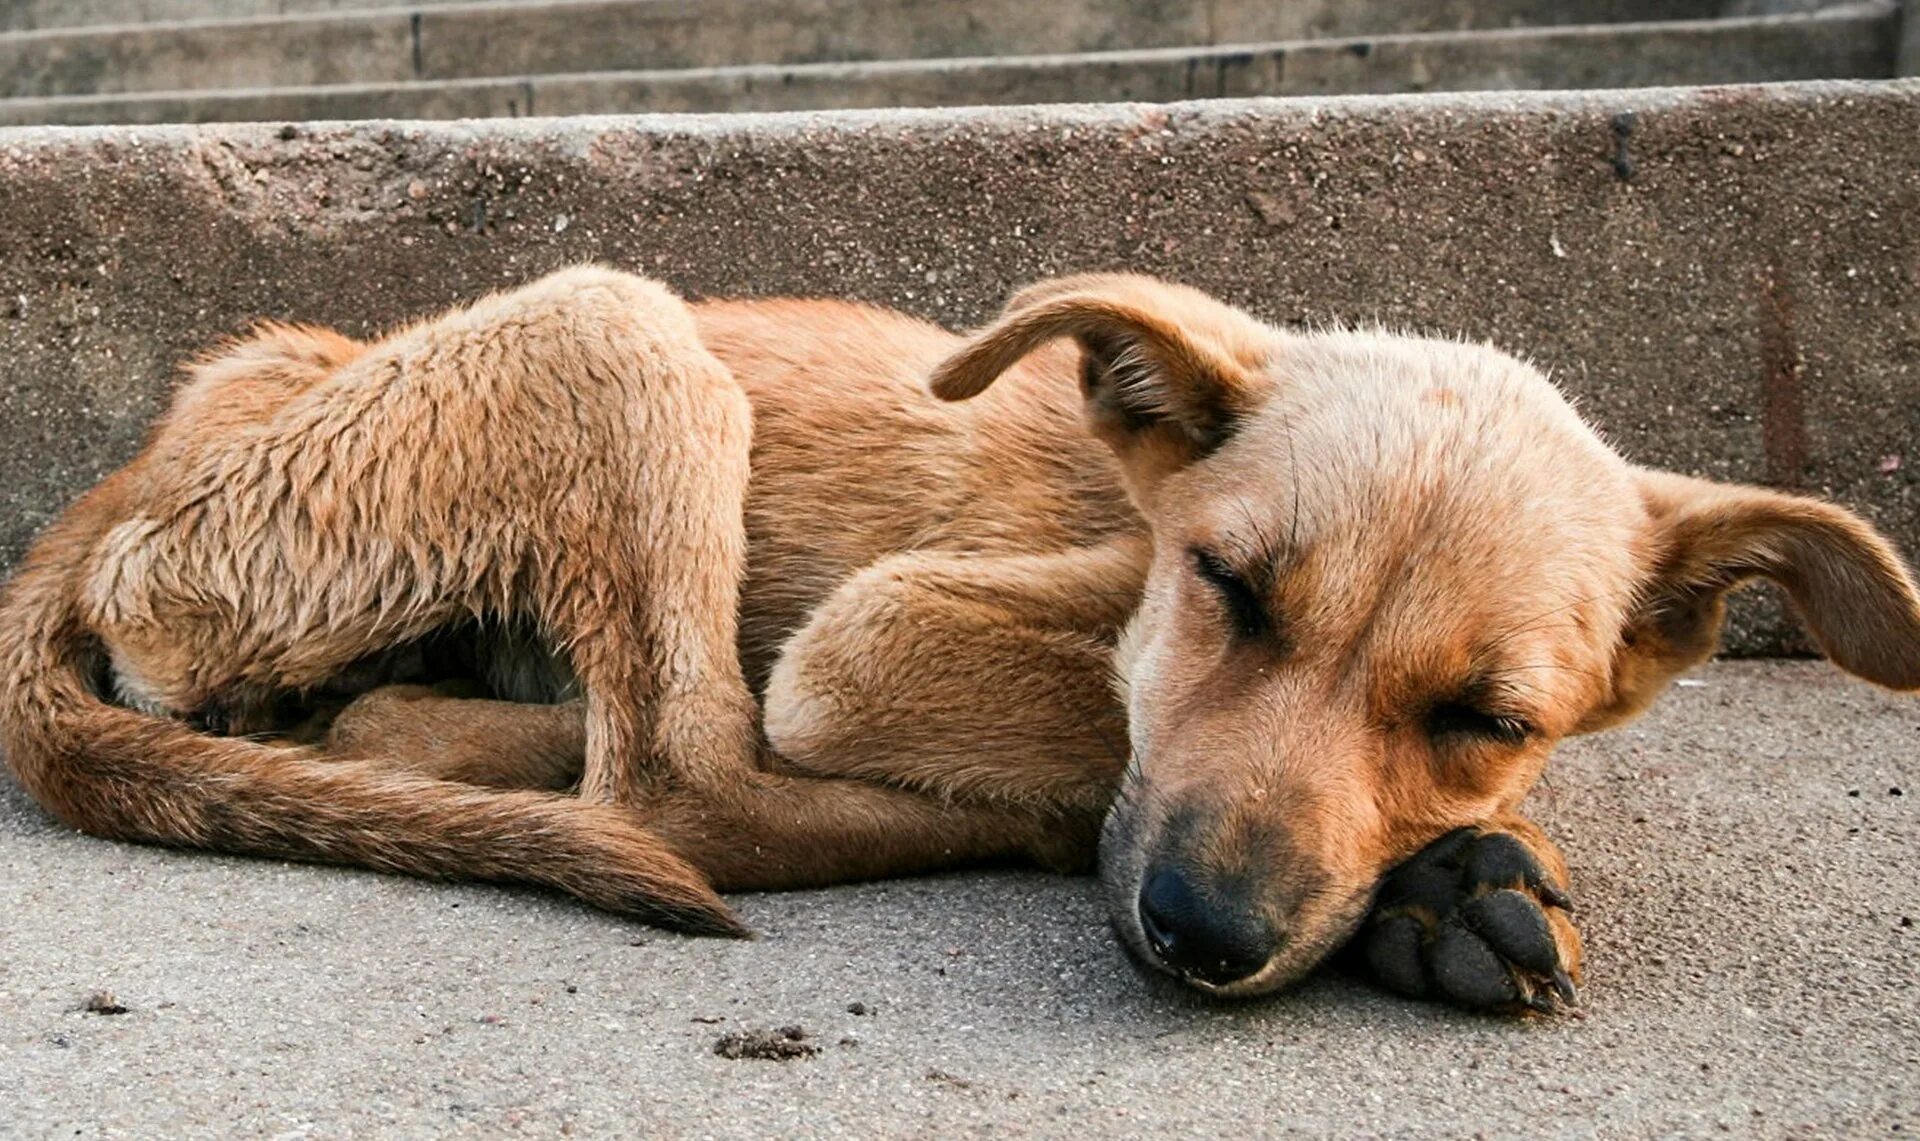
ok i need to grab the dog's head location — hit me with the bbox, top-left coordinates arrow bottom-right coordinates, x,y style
932,273 -> 1920,996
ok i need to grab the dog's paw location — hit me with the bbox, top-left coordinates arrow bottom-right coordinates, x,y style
1352,827 -> 1582,1015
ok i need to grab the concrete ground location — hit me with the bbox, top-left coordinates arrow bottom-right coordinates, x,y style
0,660 -> 1914,1137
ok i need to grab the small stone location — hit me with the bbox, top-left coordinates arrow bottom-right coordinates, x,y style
714,1025 -> 817,1061
83,992 -> 128,1015
1244,190 -> 1296,229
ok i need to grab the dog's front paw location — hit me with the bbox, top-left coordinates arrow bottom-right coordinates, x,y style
1353,827 -> 1582,1014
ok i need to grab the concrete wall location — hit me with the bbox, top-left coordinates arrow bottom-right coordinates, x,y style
1,82 -> 1916,654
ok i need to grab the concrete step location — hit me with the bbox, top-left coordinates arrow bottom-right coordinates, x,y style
1,81 -> 1915,655
0,0 -> 1844,98
0,8 -> 1896,125
0,0 -> 477,34
1,0 -> 1854,33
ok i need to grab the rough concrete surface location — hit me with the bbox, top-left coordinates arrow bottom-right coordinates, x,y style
0,0 -> 1745,38
0,0 -> 477,34
0,9 -> 419,99
1,9 -> 1898,127
1902,0 -> 1920,72
0,661 -> 1915,1136
2,83 -> 1917,653
0,0 -> 1842,98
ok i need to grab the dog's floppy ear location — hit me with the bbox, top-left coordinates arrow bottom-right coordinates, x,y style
930,274 -> 1278,489
1580,470 -> 1920,731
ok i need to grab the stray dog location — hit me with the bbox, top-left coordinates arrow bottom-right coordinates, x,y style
3,268 -> 1915,1012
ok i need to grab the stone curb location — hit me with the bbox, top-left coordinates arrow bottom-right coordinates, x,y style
2,82 -> 1915,653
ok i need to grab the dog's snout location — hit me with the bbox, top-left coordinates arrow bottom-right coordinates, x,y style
1137,863 -> 1278,986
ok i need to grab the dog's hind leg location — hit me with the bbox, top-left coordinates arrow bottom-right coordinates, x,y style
80,267 -> 759,806
533,277 -> 760,804
322,686 -> 587,791
311,685 -> 1097,884
422,267 -> 759,805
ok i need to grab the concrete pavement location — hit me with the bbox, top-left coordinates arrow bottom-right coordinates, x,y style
1,660 -> 1915,1136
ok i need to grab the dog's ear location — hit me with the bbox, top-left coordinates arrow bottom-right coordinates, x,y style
1579,470 -> 1920,731
929,274 -> 1278,489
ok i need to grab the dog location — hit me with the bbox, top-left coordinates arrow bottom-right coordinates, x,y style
3,267 -> 1915,1012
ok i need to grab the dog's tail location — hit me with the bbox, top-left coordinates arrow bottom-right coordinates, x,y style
0,504 -> 747,937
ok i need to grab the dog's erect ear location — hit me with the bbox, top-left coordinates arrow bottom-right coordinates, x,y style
929,274 -> 1278,485
1580,470 -> 1920,731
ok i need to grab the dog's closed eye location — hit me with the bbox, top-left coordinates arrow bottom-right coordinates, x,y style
1426,701 -> 1533,746
1191,547 -> 1273,642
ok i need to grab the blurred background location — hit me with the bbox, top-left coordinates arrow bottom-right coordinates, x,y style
1,0 -> 1915,127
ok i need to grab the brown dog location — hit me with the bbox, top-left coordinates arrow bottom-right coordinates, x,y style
3,267 -> 1915,1012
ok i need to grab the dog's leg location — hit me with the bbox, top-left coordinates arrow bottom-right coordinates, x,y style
763,537 -> 1148,815
665,536 -> 1158,887
296,532 -> 1146,894
322,685 -> 586,791
649,769 -> 1108,889
2,268 -> 766,931
468,271 -> 758,805
1349,812 -> 1583,1013
313,685 -> 1098,885
107,268 -> 758,804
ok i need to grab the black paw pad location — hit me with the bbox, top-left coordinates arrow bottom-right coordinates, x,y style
1360,913 -> 1429,1000
1465,833 -> 1573,912
1352,827 -> 1579,1014
1430,920 -> 1520,1008
1460,889 -> 1558,976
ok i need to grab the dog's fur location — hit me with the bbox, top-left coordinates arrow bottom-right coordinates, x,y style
4,268 -> 1916,1006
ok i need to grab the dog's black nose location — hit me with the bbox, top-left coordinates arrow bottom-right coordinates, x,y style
1137,863 -> 1277,986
